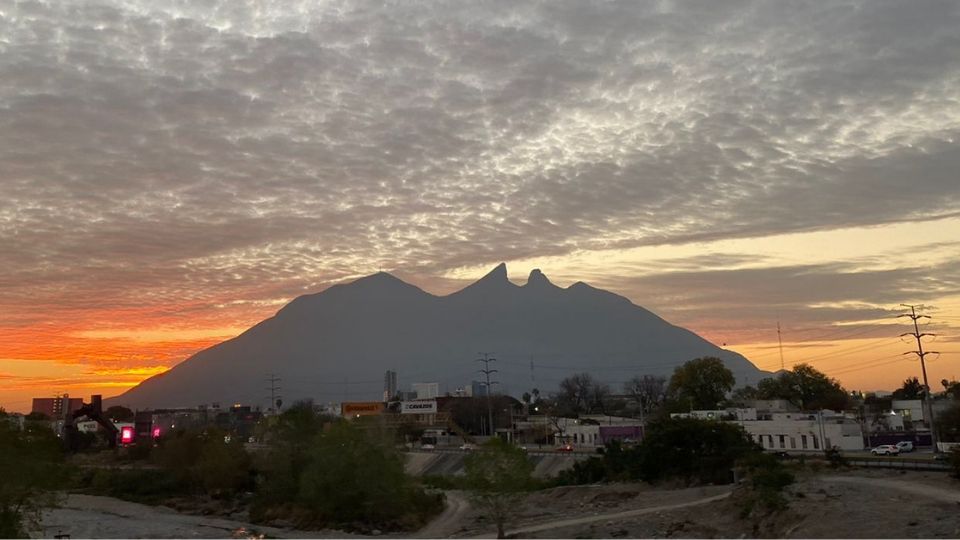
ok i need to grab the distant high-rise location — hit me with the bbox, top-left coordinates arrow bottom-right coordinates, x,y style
412,382 -> 439,400
383,370 -> 398,401
32,394 -> 83,419
471,380 -> 489,397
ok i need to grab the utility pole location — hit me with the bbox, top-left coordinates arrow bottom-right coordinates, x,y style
899,304 -> 940,453
266,373 -> 282,415
777,321 -> 785,371
476,353 -> 499,437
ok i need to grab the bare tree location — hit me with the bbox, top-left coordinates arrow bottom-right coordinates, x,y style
557,372 -> 595,414
589,381 -> 611,414
624,375 -> 667,417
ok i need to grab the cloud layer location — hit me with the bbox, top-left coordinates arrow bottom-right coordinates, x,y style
2,1 -> 960,389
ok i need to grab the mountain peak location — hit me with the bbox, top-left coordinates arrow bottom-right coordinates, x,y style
483,262 -> 508,282
525,268 -> 553,288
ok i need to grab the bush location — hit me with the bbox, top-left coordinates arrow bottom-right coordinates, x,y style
0,422 -> 66,537
947,447 -> 960,479
736,452 -> 795,516
824,446 -> 847,468
149,428 -> 253,498
252,420 -> 441,532
79,468 -> 185,505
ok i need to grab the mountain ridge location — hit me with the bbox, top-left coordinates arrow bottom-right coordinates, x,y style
110,265 -> 769,409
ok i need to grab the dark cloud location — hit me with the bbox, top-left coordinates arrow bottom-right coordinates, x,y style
1,0 -> 959,340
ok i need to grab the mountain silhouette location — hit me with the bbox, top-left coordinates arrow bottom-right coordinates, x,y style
110,265 -> 768,409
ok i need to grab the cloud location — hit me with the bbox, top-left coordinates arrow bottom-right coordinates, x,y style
1,0 -> 959,365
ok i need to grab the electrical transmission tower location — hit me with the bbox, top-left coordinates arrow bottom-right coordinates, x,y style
266,373 -> 282,415
898,304 -> 940,452
476,353 -> 499,437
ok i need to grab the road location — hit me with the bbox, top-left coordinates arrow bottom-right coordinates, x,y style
467,489 -> 733,539
416,491 -> 471,539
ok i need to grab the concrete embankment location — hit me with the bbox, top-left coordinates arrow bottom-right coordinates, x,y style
405,450 -> 589,478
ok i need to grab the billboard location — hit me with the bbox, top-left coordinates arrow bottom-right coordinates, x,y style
400,400 -> 437,414
342,401 -> 384,417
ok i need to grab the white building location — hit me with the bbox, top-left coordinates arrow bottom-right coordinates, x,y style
743,410 -> 864,452
412,382 -> 439,400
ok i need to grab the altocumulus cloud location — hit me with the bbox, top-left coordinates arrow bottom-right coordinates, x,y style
1,0 -> 960,332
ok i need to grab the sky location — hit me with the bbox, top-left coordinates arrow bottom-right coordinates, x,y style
2,0 -> 960,412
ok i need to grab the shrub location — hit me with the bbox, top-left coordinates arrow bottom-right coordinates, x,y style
0,422 -> 66,537
252,421 -> 441,532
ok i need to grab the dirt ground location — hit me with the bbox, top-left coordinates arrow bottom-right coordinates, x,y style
35,469 -> 960,538
437,469 -> 960,539
33,494 -> 364,539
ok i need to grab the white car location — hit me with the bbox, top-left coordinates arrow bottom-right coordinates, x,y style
895,441 -> 914,453
871,444 -> 900,456
459,443 -> 475,451
421,443 -> 435,450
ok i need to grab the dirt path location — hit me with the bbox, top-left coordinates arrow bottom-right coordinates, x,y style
35,494 -> 354,539
417,491 -> 471,538
467,489 -> 733,538
821,475 -> 960,503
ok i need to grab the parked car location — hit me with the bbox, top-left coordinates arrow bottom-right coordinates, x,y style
557,444 -> 574,452
459,443 -> 475,451
870,444 -> 900,456
895,441 -> 914,453
421,443 -> 435,450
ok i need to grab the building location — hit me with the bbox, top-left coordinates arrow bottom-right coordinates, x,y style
384,370 -> 398,401
470,380 -> 489,397
412,382 -> 439,400
32,395 -> 84,419
681,407 -> 866,452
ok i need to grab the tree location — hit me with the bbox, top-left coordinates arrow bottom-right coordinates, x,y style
464,438 -> 535,538
667,357 -> 735,410
105,405 -> 134,422
0,421 -> 65,537
295,423 -> 440,530
892,377 -> 924,400
755,364 -> 849,411
623,375 -> 667,416
727,385 -> 760,406
637,417 -> 757,485
941,379 -> 960,400
556,373 -> 595,414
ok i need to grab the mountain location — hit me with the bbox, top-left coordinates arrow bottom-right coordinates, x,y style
110,265 -> 769,409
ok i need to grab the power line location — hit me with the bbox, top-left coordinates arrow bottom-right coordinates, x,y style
899,304 -> 940,453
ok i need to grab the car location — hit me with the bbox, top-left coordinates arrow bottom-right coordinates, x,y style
557,444 -> 574,452
421,443 -> 435,450
895,441 -> 914,453
459,443 -> 475,451
870,444 -> 900,456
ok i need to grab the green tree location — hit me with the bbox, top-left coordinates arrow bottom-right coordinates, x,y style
892,377 -> 923,400
105,405 -> 134,422
464,438 -> 535,538
0,421 -> 65,537
637,417 -> 757,485
667,357 -> 735,410
294,422 -> 440,530
756,364 -> 849,410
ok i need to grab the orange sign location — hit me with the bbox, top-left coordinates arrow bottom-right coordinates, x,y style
342,401 -> 384,416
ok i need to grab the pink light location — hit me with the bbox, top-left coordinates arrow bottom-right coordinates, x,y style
152,427 -> 161,438
120,426 -> 135,444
